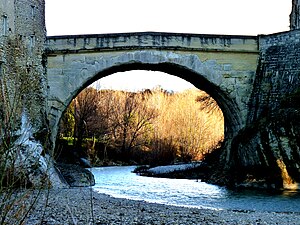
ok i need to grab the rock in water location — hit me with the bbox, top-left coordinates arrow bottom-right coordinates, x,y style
56,163 -> 95,187
79,157 -> 92,168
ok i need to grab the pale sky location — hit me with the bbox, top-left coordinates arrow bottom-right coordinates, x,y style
45,0 -> 292,91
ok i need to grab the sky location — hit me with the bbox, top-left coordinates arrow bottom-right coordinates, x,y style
45,0 -> 292,91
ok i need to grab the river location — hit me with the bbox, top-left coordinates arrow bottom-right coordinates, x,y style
91,166 -> 300,212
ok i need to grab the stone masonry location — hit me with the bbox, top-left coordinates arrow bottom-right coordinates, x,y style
291,0 -> 300,30
1,0 -> 300,189
46,33 -> 259,159
228,30 -> 300,189
0,0 -> 66,188
0,0 -> 46,132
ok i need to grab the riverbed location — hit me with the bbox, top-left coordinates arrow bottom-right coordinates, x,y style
92,166 -> 300,213
25,187 -> 300,224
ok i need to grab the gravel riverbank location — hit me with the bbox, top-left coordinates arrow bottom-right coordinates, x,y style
23,188 -> 300,224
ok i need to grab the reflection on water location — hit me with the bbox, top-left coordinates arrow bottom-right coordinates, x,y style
91,166 -> 300,212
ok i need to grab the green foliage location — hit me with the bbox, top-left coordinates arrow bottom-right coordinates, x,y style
60,105 -> 75,138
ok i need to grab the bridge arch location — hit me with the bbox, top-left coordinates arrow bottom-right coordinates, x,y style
47,50 -> 246,159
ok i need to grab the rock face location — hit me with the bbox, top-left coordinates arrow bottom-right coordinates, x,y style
8,113 -> 68,188
224,30 -> 300,189
230,108 -> 300,189
0,0 -> 47,129
0,0 -> 68,188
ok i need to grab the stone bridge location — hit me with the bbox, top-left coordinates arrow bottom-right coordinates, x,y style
46,32 -> 259,153
2,0 -> 299,189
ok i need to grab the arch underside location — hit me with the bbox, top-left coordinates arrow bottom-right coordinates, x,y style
86,62 -> 241,136
47,50 -> 248,156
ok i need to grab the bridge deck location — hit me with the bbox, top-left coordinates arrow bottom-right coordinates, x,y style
46,32 -> 258,54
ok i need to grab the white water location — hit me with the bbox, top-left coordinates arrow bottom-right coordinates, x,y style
92,166 -> 300,212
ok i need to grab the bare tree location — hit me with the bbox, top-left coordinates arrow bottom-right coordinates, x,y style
59,87 -> 224,165
196,94 -> 221,115
108,92 -> 158,160
73,88 -> 99,156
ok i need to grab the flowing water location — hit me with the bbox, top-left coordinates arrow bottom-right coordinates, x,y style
92,166 -> 300,212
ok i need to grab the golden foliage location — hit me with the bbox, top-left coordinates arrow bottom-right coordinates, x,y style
61,87 -> 224,163
147,88 -> 224,161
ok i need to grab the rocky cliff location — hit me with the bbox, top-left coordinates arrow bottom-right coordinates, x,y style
0,0 -> 68,188
225,30 -> 300,189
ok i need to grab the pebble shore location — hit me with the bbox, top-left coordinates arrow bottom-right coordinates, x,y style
24,188 -> 300,225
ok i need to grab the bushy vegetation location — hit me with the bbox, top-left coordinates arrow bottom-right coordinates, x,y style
57,86 -> 224,166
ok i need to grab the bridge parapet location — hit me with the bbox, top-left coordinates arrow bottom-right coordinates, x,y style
46,32 -> 258,54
